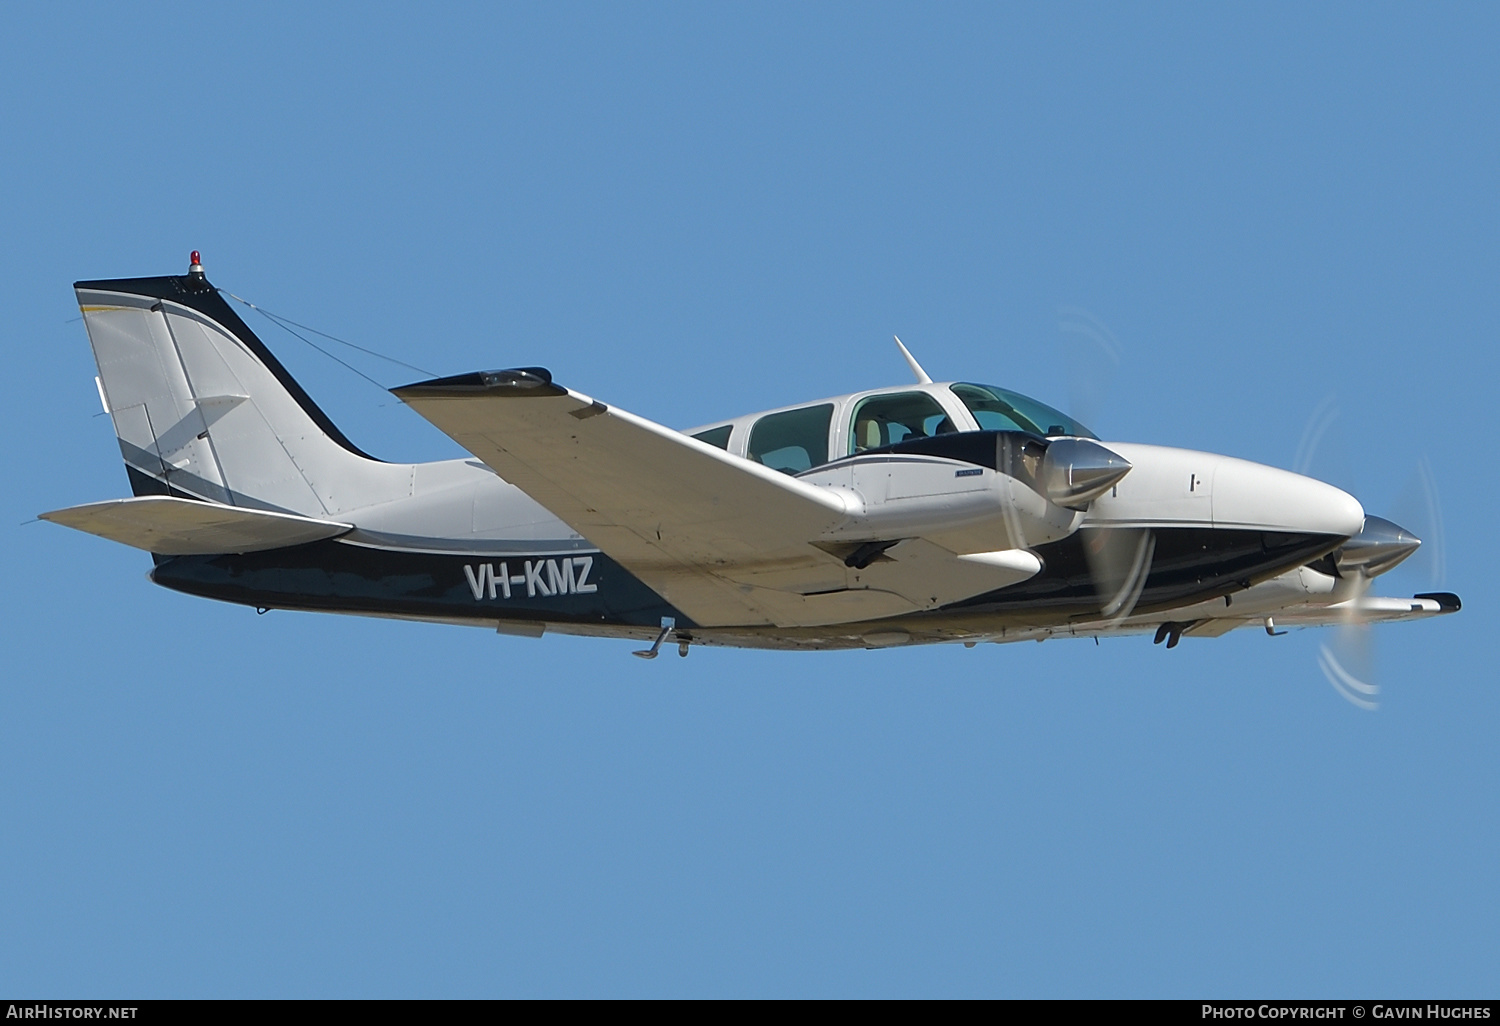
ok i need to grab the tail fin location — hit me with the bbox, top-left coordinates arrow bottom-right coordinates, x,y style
76,259 -> 411,517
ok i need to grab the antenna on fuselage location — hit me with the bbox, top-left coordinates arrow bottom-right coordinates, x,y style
893,336 -> 932,384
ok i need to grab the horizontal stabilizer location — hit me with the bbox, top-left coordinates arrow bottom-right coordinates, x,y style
40,497 -> 352,555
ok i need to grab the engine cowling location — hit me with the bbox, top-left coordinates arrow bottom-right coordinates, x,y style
798,430 -> 1131,550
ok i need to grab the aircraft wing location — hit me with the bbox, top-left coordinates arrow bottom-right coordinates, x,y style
1180,592 -> 1462,635
394,369 -> 1041,628
394,369 -> 856,627
980,592 -> 1461,645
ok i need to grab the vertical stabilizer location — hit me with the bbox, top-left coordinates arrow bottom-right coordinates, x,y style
76,257 -> 412,516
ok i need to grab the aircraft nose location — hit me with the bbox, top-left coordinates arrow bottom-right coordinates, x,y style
1213,457 -> 1365,538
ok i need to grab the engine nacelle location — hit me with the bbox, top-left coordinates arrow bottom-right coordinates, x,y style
799,431 -> 1127,551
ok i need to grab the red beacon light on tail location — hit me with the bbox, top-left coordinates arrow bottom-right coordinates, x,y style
188,251 -> 204,276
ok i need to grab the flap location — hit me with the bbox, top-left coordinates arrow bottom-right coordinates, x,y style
40,497 -> 352,555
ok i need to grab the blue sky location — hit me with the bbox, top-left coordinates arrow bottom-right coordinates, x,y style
2,3 -> 1495,997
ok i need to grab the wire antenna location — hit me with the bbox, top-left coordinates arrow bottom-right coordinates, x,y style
224,292 -> 437,388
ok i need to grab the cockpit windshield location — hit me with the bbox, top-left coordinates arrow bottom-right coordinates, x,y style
950,383 -> 1095,439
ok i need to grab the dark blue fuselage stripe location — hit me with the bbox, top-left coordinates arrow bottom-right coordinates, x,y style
145,527 -> 1344,633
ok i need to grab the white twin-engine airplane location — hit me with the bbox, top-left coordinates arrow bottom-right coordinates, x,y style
44,255 -> 1458,658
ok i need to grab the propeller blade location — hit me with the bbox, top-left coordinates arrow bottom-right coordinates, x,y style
1293,395 -> 1340,477
1057,307 -> 1122,430
1388,455 -> 1447,591
1082,526 -> 1155,623
1318,572 -> 1379,711
1313,458 -> 1449,710
1289,396 -> 1398,711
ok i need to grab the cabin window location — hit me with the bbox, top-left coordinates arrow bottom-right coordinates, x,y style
747,404 -> 834,473
849,391 -> 956,453
692,425 -> 733,450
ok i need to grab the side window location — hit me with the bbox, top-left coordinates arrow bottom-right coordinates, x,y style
692,425 -> 733,450
747,404 -> 834,474
849,392 -> 956,453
